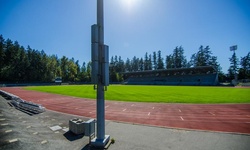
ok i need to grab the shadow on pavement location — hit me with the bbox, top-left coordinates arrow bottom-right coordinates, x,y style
63,131 -> 84,141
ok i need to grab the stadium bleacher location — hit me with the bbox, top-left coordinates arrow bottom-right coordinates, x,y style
123,66 -> 219,86
0,90 -> 45,115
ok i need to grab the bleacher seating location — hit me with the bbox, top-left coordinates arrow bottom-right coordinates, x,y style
123,66 -> 219,86
0,90 -> 45,114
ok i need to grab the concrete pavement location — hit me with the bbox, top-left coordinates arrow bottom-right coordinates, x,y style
0,96 -> 249,150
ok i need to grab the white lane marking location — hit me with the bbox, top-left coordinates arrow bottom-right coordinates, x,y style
123,109 -> 127,112
148,112 -> 151,116
209,112 -> 215,116
41,140 -> 48,144
33,132 -> 38,135
1,123 -> 9,126
0,118 -> 6,121
180,116 -> 184,121
178,109 -> 182,112
9,139 -> 18,143
5,130 -> 12,133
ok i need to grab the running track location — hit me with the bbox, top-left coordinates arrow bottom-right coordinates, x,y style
1,87 -> 250,134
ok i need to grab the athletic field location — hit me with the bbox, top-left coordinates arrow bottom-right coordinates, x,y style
25,85 -> 250,104
1,87 -> 250,134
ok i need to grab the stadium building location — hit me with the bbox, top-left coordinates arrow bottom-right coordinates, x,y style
123,66 -> 219,86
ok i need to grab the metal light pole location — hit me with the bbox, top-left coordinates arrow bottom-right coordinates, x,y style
91,0 -> 110,147
97,0 -> 105,141
230,45 -> 238,82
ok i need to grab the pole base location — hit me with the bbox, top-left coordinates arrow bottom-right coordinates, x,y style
91,135 -> 110,148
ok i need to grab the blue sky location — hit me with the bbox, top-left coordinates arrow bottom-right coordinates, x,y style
0,0 -> 249,73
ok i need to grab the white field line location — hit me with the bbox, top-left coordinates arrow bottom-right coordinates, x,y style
9,139 -> 18,143
209,112 -> 215,116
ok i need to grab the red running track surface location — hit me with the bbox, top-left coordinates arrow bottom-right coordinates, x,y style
1,87 -> 250,134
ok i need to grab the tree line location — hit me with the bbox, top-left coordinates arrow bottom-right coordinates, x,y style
0,35 -> 91,83
109,46 -> 222,82
0,35 -> 249,83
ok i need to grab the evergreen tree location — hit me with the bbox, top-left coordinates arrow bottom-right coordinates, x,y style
117,56 -> 125,73
172,46 -> 187,68
166,54 -> 173,69
68,58 -> 78,82
125,58 -> 131,72
60,56 -> 69,81
239,52 -> 250,79
0,35 -> 235,83
189,54 -> 196,68
144,52 -> 149,70
131,56 -> 139,71
148,54 -> 152,70
0,35 -> 86,83
0,35 -> 5,78
139,57 -> 144,71
157,50 -> 164,69
209,56 -> 221,72
80,62 -> 87,81
189,45 -> 221,71
240,52 -> 250,71
109,56 -> 117,82
86,61 -> 91,82
75,60 -> 81,81
228,52 -> 239,80
17,46 -> 29,81
152,51 -> 157,70
47,55 -> 60,81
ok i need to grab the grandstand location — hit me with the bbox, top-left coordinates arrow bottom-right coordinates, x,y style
123,66 -> 219,86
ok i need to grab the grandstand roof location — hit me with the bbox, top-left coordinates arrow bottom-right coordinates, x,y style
123,66 -> 217,76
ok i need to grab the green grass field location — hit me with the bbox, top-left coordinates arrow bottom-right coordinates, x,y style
25,85 -> 250,104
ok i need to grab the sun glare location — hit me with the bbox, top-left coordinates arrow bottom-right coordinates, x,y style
121,0 -> 139,10
122,0 -> 133,6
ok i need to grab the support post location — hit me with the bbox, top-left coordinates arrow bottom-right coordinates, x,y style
91,0 -> 110,147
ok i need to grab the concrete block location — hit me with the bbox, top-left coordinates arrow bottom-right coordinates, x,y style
69,118 -> 85,135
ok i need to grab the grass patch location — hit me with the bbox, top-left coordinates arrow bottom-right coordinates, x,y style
24,85 -> 250,104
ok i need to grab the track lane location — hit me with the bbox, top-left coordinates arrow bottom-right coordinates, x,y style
1,87 -> 250,134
